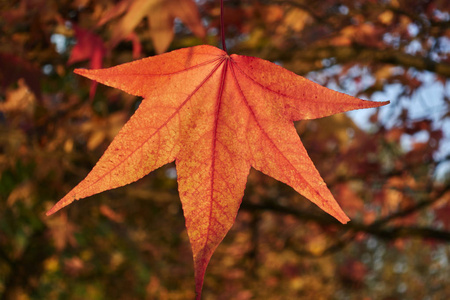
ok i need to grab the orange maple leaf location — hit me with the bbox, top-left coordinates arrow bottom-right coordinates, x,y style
47,45 -> 388,298
99,0 -> 206,54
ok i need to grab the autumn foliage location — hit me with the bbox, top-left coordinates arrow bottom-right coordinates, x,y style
46,44 -> 388,296
1,0 -> 450,299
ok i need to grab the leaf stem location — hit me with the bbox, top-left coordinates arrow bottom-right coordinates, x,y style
220,0 -> 227,53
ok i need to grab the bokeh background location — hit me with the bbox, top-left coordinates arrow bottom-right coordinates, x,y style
1,0 -> 449,299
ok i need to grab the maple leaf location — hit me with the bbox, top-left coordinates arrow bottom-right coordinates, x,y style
46,45 -> 388,298
99,0 -> 206,54
67,25 -> 106,100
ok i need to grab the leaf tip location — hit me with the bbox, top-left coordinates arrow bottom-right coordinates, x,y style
45,204 -> 61,216
194,267 -> 206,300
46,194 -> 78,216
74,68 -> 88,76
340,216 -> 351,224
362,99 -> 390,110
334,211 -> 351,224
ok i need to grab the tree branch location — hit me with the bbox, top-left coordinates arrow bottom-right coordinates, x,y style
237,45 -> 450,78
241,186 -> 450,243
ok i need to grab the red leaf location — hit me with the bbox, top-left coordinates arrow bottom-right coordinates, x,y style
67,25 -> 106,100
0,52 -> 42,100
434,191 -> 450,229
47,45 -> 388,298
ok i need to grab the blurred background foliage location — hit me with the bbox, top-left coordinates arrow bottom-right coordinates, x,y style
1,0 -> 449,299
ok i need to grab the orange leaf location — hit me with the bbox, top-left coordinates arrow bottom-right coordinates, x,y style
47,45 -> 388,298
101,0 -> 206,54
